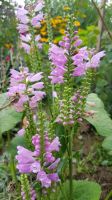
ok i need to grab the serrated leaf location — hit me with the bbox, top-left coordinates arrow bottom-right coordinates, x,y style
84,93 -> 112,137
59,180 -> 101,200
0,93 -> 22,134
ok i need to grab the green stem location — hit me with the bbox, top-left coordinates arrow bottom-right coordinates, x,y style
10,155 -> 17,184
68,128 -> 74,200
104,190 -> 112,200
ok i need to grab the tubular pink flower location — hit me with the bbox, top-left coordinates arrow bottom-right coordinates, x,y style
34,0 -> 44,12
16,134 -> 61,188
7,68 -> 45,112
17,24 -> 29,34
21,42 -> 31,54
49,44 -> 67,84
31,13 -> 44,27
20,34 -> 31,42
17,128 -> 25,136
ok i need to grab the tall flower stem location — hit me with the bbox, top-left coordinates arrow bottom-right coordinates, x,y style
69,130 -> 73,200
68,127 -> 74,200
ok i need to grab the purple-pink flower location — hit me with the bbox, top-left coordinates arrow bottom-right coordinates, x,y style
7,67 -> 45,112
34,0 -> 44,12
48,44 -> 67,84
31,13 -> 44,27
16,133 -> 61,189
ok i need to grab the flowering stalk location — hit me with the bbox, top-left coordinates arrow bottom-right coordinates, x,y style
21,174 -> 31,200
7,1 -> 106,199
16,1 -> 44,72
44,0 -> 53,43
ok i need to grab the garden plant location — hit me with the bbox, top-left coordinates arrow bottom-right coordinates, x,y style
0,0 -> 112,200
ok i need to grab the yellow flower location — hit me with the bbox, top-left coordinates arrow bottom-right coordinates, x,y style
4,43 -> 12,49
59,28 -> 65,35
41,31 -> 47,36
63,6 -> 70,11
53,38 -> 59,44
40,38 -> 48,42
74,21 -> 80,27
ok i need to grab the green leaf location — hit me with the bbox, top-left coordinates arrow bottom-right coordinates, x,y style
59,180 -> 101,200
102,136 -> 112,151
0,93 -> 22,134
8,136 -> 26,156
84,93 -> 112,137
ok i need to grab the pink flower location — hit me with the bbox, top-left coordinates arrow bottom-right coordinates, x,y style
17,8 -> 28,16
86,51 -> 105,69
34,0 -> 44,12
49,44 -> 67,84
17,128 -> 25,136
35,34 -> 41,42
16,146 -> 35,173
28,72 -> 43,82
74,39 -> 82,47
48,158 -> 60,170
17,24 -> 29,34
7,68 -> 45,111
31,13 -> 44,27
32,82 -> 44,89
30,161 -> 41,173
37,171 -> 51,188
48,173 -> 60,182
20,34 -> 31,42
48,137 -> 61,152
21,42 -> 30,54
16,134 -> 61,188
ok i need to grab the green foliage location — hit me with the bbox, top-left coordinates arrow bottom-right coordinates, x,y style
79,25 -> 99,47
102,136 -> 112,152
0,93 -> 22,135
85,93 -> 112,137
0,0 -> 17,47
95,43 -> 112,116
8,136 -> 26,156
59,180 -> 101,200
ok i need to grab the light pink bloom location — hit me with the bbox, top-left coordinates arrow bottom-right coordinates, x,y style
21,42 -> 30,54
20,34 -> 31,42
34,0 -> 44,12
17,128 -> 25,136
31,13 -> 44,27
17,24 -> 29,34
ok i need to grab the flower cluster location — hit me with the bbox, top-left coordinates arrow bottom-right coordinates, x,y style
72,47 -> 105,76
49,31 -> 105,84
16,133 -> 61,189
48,43 -> 67,84
7,67 -> 45,112
16,0 -> 44,53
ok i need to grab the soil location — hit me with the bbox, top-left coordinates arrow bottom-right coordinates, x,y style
73,124 -> 112,200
